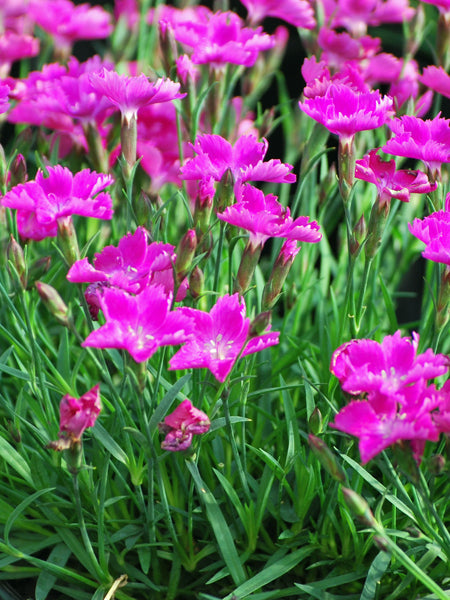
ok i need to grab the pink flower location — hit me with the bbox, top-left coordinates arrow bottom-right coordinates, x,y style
67,227 -> 187,317
0,81 -> 9,114
82,285 -> 193,363
29,0 -> 113,53
317,28 -> 380,71
299,82 -> 394,143
408,196 -> 450,265
239,0 -> 316,28
420,0 -> 450,13
419,65 -> 450,98
217,184 -> 322,248
89,69 -> 184,124
382,114 -> 450,178
169,10 -> 275,67
330,392 -> 440,463
355,148 -> 437,205
159,399 -> 210,451
180,134 -> 295,194
330,331 -> 449,397
59,384 -> 101,441
1,166 -> 114,241
169,294 -> 279,382
0,31 -> 39,76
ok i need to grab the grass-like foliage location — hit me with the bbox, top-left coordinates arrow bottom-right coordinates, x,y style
0,1 -> 449,599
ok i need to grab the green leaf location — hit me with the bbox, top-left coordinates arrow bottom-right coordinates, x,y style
35,543 -> 72,600
0,437 -> 34,487
360,551 -> 391,600
186,460 -> 246,586
148,373 -> 191,433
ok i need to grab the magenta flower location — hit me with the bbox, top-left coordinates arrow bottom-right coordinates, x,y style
67,227 -> 187,318
217,184 -> 322,248
159,399 -> 210,451
299,82 -> 394,143
382,114 -> 450,179
420,0 -> 450,13
180,134 -> 295,195
355,148 -> 437,205
330,391 -> 440,463
1,166 -> 114,241
169,294 -> 279,382
330,331 -> 449,397
82,285 -> 193,363
419,65 -> 450,99
29,0 -> 113,53
239,0 -> 316,28
169,10 -> 275,67
0,32 -> 39,76
0,81 -> 9,114
408,197 -> 450,265
89,69 -> 184,125
59,384 -> 101,440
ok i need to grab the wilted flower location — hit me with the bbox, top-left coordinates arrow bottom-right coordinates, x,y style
159,399 -> 210,451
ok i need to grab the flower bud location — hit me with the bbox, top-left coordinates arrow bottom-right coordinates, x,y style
341,487 -> 378,529
308,434 -> 346,483
262,240 -> 300,309
308,407 -> 323,435
57,216 -> 80,266
427,454 -> 446,476
189,266 -> 204,300
10,154 -> 28,187
7,235 -> 27,289
176,229 -> 197,281
248,311 -> 271,338
27,256 -> 51,287
215,168 -> 235,212
234,241 -> 262,294
35,281 -> 71,327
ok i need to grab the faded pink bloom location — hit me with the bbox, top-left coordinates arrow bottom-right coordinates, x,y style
59,384 -> 101,441
317,28 -> 380,71
239,0 -> 316,28
1,166 -> 113,241
330,331 -> 449,397
180,134 -> 295,195
419,65 -> 450,98
355,148 -> 437,205
382,114 -> 450,178
217,184 -> 321,248
82,285 -> 193,363
408,195 -> 450,265
89,68 -> 184,124
29,0 -> 113,53
169,10 -> 275,67
159,399 -> 210,451
319,0 -> 415,37
299,81 -> 394,143
169,294 -> 279,382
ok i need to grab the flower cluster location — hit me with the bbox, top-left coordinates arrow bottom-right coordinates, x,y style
159,399 -> 210,451
330,332 -> 450,463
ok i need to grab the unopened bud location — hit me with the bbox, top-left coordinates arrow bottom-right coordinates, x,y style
262,240 -> 300,309
341,487 -> 378,529
364,199 -> 389,259
308,407 -> 323,435
159,20 -> 178,74
176,229 -> 197,280
234,241 -> 262,294
427,454 -> 446,476
189,266 -> 204,300
308,434 -> 346,483
27,256 -> 51,287
7,235 -> 27,289
215,168 -> 235,212
57,216 -> 80,266
338,136 -> 355,204
10,154 -> 28,187
35,281 -> 71,327
248,311 -> 271,338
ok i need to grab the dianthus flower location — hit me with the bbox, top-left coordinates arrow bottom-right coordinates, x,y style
29,0 -> 113,55
67,227 -> 187,318
0,81 -> 9,114
159,399 -> 210,451
319,0 -> 415,37
48,385 -> 101,451
0,31 -> 39,76
382,114 -> 450,180
169,294 -> 279,382
82,285 -> 193,363
217,184 -> 322,248
168,10 -> 275,67
355,148 -> 437,206
419,65 -> 450,98
408,195 -> 450,265
299,82 -> 394,144
331,331 -> 448,398
1,166 -> 113,241
180,134 -> 295,196
239,0 -> 316,28
89,68 -> 184,125
317,28 -> 380,71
